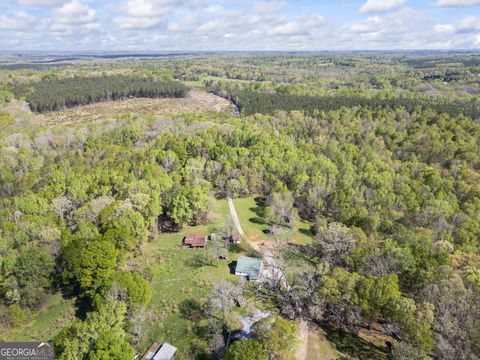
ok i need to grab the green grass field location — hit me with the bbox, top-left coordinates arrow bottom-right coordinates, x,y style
136,198 -> 253,359
233,196 -> 314,245
2,293 -> 75,342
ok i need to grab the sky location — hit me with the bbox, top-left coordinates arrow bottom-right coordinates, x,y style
0,0 -> 479,51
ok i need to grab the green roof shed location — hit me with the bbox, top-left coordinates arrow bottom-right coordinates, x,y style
235,256 -> 263,280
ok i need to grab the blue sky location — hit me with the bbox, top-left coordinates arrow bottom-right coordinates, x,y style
0,0 -> 479,50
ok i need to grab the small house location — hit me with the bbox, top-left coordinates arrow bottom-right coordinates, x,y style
183,234 -> 206,248
142,343 -> 177,360
209,233 -> 216,241
235,256 -> 263,281
229,234 -> 240,243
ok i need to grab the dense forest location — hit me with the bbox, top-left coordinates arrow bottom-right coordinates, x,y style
12,75 -> 187,113
0,53 -> 479,360
214,86 -> 480,119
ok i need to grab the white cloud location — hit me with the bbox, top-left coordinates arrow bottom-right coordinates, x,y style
437,0 -> 480,6
360,0 -> 407,13
53,0 -> 96,24
253,1 -> 287,14
267,14 -> 324,36
0,11 -> 35,30
17,0 -> 64,4
434,24 -> 455,33
168,13 -> 201,32
123,0 -> 179,17
114,16 -> 162,29
351,16 -> 382,33
3,0 -> 480,51
475,33 -> 480,45
458,16 -> 480,31
112,0 -> 186,30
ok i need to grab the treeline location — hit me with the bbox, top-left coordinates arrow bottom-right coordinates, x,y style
216,87 -> 480,119
12,75 -> 188,113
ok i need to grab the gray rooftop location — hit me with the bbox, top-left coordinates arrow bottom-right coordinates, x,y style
153,343 -> 177,360
235,256 -> 262,280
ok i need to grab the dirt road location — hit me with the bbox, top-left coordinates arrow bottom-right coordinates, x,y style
227,197 -> 309,359
227,197 -> 246,237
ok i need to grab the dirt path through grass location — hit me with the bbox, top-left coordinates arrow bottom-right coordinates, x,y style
228,197 -> 312,360
296,320 -> 310,360
227,197 -> 246,238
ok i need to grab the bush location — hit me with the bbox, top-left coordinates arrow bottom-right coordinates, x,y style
8,304 -> 26,327
0,110 -> 14,126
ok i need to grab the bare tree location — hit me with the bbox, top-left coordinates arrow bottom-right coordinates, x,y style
129,307 -> 152,346
217,218 -> 237,241
205,280 -> 245,354
315,222 -> 357,268
52,196 -> 75,219
420,273 -> 480,360
265,191 -> 298,228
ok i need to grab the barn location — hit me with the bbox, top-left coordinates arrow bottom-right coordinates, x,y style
183,234 -> 206,248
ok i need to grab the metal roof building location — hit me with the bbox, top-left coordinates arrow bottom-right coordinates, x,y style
142,343 -> 177,360
183,234 -> 206,248
153,343 -> 177,360
142,342 -> 161,360
235,256 -> 263,280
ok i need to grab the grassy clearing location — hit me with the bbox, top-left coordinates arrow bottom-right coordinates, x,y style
233,196 -> 314,245
42,90 -> 234,126
304,325 -> 343,360
2,293 -> 75,342
324,328 -> 389,360
134,198 -> 253,359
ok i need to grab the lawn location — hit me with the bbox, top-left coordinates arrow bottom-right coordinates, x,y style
1,293 -> 75,342
135,198 -> 253,359
303,325 -> 343,360
233,196 -> 314,245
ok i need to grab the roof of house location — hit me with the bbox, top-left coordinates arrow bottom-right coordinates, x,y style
142,342 -> 162,360
153,343 -> 177,360
235,256 -> 262,280
184,234 -> 205,247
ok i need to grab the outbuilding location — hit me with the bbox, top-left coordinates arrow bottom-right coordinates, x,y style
235,256 -> 263,280
142,343 -> 177,360
229,234 -> 240,243
183,234 -> 206,248
153,343 -> 177,360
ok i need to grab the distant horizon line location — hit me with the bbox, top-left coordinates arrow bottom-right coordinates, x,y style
1,49 -> 480,54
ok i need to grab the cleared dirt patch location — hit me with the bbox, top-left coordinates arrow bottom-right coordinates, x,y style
42,90 -> 234,125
